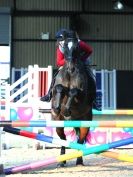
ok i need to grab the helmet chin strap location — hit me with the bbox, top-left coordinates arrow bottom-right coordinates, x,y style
59,40 -> 65,48
59,45 -> 65,53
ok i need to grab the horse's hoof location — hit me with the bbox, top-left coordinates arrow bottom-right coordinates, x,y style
76,158 -> 84,166
64,109 -> 71,118
76,163 -> 84,166
57,162 -> 67,168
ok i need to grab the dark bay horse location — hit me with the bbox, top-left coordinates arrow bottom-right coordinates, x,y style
51,34 -> 96,166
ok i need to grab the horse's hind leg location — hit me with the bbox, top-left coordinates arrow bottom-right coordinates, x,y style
56,127 -> 67,167
76,127 -> 89,166
76,110 -> 92,165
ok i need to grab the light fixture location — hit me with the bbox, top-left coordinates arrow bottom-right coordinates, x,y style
113,0 -> 124,10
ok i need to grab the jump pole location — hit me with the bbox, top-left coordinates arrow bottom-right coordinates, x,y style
1,120 -> 133,128
93,109 -> 133,115
101,151 -> 133,162
3,127 -> 133,174
39,109 -> 133,115
4,127 -> 133,163
4,133 -> 133,175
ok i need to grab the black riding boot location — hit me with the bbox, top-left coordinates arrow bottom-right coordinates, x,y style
85,66 -> 101,111
40,81 -> 53,102
40,70 -> 59,102
40,87 -> 53,102
93,100 -> 101,111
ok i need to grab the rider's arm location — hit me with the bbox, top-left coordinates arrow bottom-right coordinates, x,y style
56,47 -> 65,67
79,41 -> 93,61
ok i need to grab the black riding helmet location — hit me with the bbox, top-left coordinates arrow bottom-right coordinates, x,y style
67,30 -> 77,39
55,29 -> 77,41
55,29 -> 69,41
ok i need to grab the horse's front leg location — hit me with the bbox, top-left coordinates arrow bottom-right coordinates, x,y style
64,88 -> 78,119
56,127 -> 67,167
52,84 -> 64,116
76,127 -> 89,166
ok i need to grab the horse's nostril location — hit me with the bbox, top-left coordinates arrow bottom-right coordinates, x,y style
64,109 -> 71,118
64,116 -> 71,120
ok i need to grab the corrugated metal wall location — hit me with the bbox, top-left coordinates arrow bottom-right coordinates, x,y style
90,42 -> 133,70
1,0 -> 133,70
84,0 -> 133,12
13,41 -> 56,67
0,0 -> 132,12
15,0 -> 82,11
13,16 -> 70,39
85,0 -> 114,12
79,14 -> 133,70
79,14 -> 133,40
13,16 -> 70,67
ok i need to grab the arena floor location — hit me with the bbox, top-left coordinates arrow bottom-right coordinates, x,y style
1,148 -> 133,177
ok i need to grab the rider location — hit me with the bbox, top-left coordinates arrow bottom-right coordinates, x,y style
40,29 -> 100,110
56,29 -> 93,67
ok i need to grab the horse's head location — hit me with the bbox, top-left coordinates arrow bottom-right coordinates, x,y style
63,32 -> 80,73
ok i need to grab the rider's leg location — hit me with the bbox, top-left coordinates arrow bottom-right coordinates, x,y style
85,64 -> 101,111
40,80 -> 53,102
40,69 -> 59,102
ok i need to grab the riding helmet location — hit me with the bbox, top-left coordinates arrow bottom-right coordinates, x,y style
66,30 -> 77,39
55,29 -> 69,41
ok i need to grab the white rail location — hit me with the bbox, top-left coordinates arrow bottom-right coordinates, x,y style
1,65 -> 53,120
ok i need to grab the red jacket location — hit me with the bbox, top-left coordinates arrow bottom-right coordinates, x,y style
56,40 -> 93,67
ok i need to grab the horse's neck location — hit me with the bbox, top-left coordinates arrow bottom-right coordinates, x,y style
63,61 -> 86,75
61,66 -> 70,78
76,62 -> 87,74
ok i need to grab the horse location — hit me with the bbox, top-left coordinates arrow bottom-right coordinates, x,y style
51,34 -> 96,167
